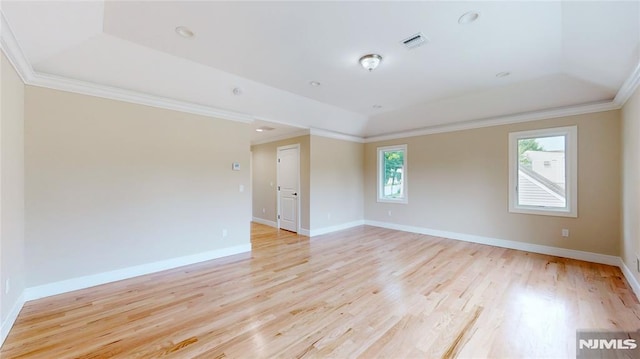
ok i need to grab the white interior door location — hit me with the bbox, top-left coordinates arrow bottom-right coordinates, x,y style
277,145 -> 299,233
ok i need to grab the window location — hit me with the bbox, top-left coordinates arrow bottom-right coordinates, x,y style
508,126 -> 577,217
377,145 -> 407,203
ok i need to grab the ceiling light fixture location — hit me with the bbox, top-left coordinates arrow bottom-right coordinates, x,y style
233,87 -> 243,96
496,71 -> 511,78
372,105 -> 383,109
175,26 -> 195,38
256,126 -> 275,132
309,81 -> 321,87
359,54 -> 382,72
458,11 -> 480,24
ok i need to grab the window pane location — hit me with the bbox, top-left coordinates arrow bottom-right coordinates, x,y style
382,150 -> 404,199
517,136 -> 566,208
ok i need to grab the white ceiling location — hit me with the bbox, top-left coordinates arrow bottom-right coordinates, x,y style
2,1 -> 639,141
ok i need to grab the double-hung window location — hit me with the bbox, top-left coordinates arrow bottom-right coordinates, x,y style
508,126 -> 577,217
377,145 -> 407,203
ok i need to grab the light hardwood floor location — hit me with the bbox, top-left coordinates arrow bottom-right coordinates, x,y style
2,223 -> 640,358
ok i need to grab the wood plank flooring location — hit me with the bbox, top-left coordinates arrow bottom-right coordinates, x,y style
2,223 -> 640,358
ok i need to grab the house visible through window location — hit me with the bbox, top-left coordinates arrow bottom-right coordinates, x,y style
508,126 -> 577,217
377,145 -> 407,203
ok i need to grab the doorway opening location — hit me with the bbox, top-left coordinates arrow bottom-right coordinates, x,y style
277,144 -> 300,233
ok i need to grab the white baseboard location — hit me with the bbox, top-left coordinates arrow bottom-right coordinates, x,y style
310,220 -> 365,237
25,243 -> 251,301
364,220 -> 620,266
364,220 -> 640,301
4,223 -> 639,348
619,259 -> 640,300
252,217 -> 365,237
1,292 -> 25,347
299,228 -> 311,236
252,217 -> 277,228
252,217 -> 312,237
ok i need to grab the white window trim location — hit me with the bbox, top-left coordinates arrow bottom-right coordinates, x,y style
508,126 -> 578,218
377,144 -> 408,204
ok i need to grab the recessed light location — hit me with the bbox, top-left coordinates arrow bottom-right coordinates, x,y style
256,126 -> 275,132
458,11 -> 480,24
175,26 -> 195,38
496,71 -> 511,78
372,105 -> 383,109
309,81 -> 321,87
233,87 -> 243,96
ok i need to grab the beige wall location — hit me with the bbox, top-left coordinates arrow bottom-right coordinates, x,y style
25,86 -> 251,286
622,87 -> 640,284
0,53 -> 26,331
251,135 -> 310,231
310,136 -> 364,230
365,111 -> 621,255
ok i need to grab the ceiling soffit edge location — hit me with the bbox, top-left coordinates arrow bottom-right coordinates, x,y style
362,101 -> 620,143
32,71 -> 255,123
251,129 -> 311,146
2,9 -> 638,143
309,128 -> 364,143
0,9 -> 255,124
614,61 -> 640,106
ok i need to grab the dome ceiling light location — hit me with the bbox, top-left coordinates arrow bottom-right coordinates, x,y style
359,54 -> 382,72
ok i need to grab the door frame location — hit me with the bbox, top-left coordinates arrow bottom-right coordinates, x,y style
276,144 -> 301,233
249,150 -> 253,221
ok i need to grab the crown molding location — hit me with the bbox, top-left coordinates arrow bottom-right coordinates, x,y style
0,11 -> 35,83
363,100 -> 620,143
32,72 -> 254,123
309,128 -> 364,143
250,129 -> 310,146
614,61 -> 640,106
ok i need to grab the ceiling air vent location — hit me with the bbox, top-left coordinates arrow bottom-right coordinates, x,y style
401,32 -> 428,50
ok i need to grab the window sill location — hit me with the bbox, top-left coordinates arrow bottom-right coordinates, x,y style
377,198 -> 408,204
509,206 -> 577,218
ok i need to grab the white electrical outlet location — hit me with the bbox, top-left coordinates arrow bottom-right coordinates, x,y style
222,229 -> 228,238
561,229 -> 569,237
327,213 -> 331,220
262,208 -> 266,214
388,210 -> 392,217
239,184 -> 244,193
5,279 -> 9,294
